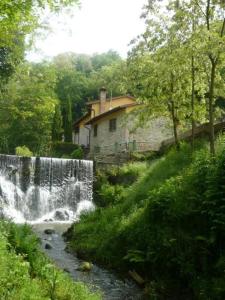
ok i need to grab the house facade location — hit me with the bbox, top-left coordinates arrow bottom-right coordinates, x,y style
73,88 -> 173,157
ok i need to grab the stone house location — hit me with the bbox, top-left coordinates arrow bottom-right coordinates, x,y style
73,88 -> 173,158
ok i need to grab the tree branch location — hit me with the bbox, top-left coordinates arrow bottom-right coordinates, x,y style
206,0 -> 211,31
193,0 -> 206,19
220,18 -> 225,37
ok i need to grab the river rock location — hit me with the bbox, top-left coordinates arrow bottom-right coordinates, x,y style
44,218 -> 53,222
45,243 -> 52,250
54,209 -> 70,221
44,229 -> 55,234
78,261 -> 93,272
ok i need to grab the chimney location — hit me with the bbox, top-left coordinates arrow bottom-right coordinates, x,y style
100,87 -> 107,113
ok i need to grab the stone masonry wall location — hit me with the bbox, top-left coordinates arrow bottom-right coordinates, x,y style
129,117 -> 173,151
90,111 -> 127,155
89,111 -> 173,157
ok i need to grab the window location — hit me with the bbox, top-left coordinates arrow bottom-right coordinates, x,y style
75,126 -> 79,134
94,124 -> 98,137
109,118 -> 117,132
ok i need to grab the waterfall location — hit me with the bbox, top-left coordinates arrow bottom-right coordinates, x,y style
0,155 -> 94,223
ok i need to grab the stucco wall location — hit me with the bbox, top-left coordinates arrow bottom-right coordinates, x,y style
90,97 -> 135,117
74,126 -> 90,147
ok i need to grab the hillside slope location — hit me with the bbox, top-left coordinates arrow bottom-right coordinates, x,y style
67,138 -> 225,298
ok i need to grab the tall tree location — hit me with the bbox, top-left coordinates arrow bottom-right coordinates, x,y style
64,97 -> 73,142
52,103 -> 63,142
0,0 -> 78,84
128,0 -> 225,153
0,63 -> 58,154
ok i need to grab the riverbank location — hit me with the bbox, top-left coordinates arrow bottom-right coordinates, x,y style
66,138 -> 225,299
33,222 -> 143,300
0,220 -> 100,300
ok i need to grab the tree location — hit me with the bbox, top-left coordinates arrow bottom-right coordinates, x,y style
0,0 -> 78,84
52,103 -> 63,142
53,51 -> 126,129
88,61 -> 128,100
200,0 -> 225,154
91,50 -> 121,70
127,2 -> 192,149
64,97 -> 73,142
0,63 -> 58,154
128,0 -> 225,153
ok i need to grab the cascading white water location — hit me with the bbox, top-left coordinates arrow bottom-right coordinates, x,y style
0,155 -> 94,223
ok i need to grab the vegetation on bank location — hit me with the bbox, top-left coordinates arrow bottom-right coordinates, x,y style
0,221 -> 100,300
67,138 -> 225,299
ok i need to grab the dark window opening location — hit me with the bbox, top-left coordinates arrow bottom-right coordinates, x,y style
75,126 -> 79,134
94,124 -> 98,137
109,118 -> 117,132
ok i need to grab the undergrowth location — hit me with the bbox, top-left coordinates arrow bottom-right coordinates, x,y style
0,221 -> 101,300
67,138 -> 225,299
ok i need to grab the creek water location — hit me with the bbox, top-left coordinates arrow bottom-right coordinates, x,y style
33,223 -> 144,300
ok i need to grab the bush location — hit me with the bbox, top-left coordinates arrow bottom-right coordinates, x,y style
71,146 -> 84,159
50,142 -> 80,158
93,163 -> 147,207
15,145 -> 33,157
68,141 -> 225,298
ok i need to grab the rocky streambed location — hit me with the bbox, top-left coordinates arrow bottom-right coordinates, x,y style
33,223 -> 144,300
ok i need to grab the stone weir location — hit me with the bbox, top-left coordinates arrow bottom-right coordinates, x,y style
0,155 -> 93,223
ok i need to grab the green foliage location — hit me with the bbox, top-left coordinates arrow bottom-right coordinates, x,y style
127,0 -> 225,153
93,163 -> 148,207
67,140 -> 225,298
52,103 -> 63,142
64,97 -> 73,142
0,221 -> 100,300
16,146 -> 33,157
0,63 -> 57,154
0,50 -> 126,156
71,146 -> 84,159
50,141 -> 80,158
0,0 -> 78,84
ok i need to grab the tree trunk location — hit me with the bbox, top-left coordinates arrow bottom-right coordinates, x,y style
191,55 -> 195,149
171,100 -> 180,150
208,60 -> 216,155
170,73 -> 180,150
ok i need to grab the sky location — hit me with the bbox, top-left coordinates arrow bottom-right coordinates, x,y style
27,0 -> 146,61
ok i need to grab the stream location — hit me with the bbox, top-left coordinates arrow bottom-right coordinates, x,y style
33,223 -> 144,300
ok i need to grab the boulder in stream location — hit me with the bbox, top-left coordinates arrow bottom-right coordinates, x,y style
54,209 -> 70,221
44,229 -> 55,234
45,243 -> 52,250
77,261 -> 93,272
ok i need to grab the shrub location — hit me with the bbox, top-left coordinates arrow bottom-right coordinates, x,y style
15,145 -> 33,157
69,141 -> 225,298
50,142 -> 79,158
71,146 -> 84,159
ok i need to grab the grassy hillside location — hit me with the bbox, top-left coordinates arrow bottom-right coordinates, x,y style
0,221 -> 100,300
67,138 -> 225,299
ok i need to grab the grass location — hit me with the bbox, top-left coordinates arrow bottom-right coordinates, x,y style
67,138 -> 225,298
67,142 -> 197,268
